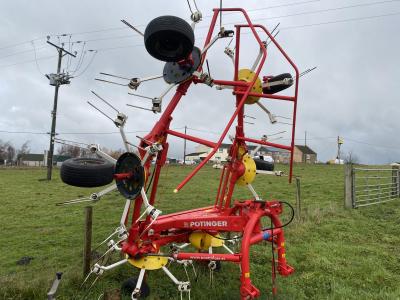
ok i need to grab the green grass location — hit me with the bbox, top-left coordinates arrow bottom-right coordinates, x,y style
0,164 -> 399,300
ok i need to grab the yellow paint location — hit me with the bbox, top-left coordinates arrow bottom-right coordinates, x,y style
281,242 -> 285,247
237,68 -> 263,105
245,272 -> 250,278
237,146 -> 247,158
210,235 -> 224,247
282,253 -> 286,258
189,232 -> 224,250
127,255 -> 168,270
237,154 -> 256,186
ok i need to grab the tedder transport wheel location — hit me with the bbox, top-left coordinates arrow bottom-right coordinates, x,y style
121,277 -> 150,298
60,158 -> 114,187
144,15 -> 194,62
254,158 -> 274,171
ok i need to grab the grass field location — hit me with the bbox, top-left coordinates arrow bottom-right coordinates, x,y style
0,164 -> 399,300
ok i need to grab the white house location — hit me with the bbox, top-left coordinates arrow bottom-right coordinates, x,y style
186,143 -> 279,163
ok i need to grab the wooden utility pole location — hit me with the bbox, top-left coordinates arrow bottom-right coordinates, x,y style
336,136 -> 343,161
304,131 -> 307,146
46,41 -> 76,180
183,125 -> 187,165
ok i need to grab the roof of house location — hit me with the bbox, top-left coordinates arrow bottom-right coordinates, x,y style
186,152 -> 207,157
19,154 -> 44,161
54,155 -> 71,162
219,143 -> 284,153
295,145 -> 316,155
19,154 -> 71,162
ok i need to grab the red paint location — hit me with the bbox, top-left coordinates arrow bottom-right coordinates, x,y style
119,7 -> 298,299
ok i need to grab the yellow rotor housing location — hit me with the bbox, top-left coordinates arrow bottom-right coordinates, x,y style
189,232 -> 224,250
237,154 -> 256,186
237,68 -> 263,105
127,255 -> 168,270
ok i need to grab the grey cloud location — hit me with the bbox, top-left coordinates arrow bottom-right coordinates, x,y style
1,0 -> 399,163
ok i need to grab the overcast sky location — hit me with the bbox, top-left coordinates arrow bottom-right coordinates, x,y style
1,0 -> 399,164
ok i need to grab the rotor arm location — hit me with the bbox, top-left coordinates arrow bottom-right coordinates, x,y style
174,82 -> 264,192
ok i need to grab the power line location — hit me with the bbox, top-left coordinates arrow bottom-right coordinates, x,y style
1,9 -> 399,70
0,55 -> 55,69
82,34 -> 140,43
90,10 -> 400,52
31,40 -> 45,76
48,0 -> 322,38
0,36 -> 46,51
57,26 -> 130,37
202,0 -> 322,19
0,130 -> 47,134
0,0 -> 320,55
198,0 -> 400,28
70,42 -> 86,74
3,128 -> 398,151
281,11 -> 400,31
94,44 -> 143,52
185,127 -> 221,136
343,137 -> 399,151
0,45 -> 47,61
1,0 -> 397,62
74,51 -> 98,77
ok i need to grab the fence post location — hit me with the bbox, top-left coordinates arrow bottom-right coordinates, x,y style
398,168 -> 400,198
345,164 -> 354,208
295,177 -> 301,221
392,165 -> 400,198
83,206 -> 93,277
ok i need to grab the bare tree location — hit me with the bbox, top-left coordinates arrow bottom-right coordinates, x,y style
5,142 -> 16,162
57,144 -> 81,157
344,151 -> 359,164
0,140 -> 16,164
18,141 -> 31,155
107,148 -> 124,159
0,140 -> 5,163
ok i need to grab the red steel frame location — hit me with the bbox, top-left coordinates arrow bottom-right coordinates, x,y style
120,7 -> 299,299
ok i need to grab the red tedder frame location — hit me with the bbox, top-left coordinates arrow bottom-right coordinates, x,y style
120,7 -> 299,299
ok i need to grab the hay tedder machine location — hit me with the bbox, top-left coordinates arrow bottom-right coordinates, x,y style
58,3 -> 300,299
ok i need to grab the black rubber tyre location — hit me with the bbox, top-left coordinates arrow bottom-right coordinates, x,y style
262,73 -> 293,95
121,277 -> 150,298
144,15 -> 194,62
60,158 -> 114,187
254,158 -> 274,171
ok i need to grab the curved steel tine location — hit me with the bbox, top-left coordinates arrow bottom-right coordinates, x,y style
90,246 -> 115,269
56,197 -> 92,206
99,72 -> 131,81
92,228 -> 120,252
95,78 -> 127,86
81,275 -> 100,299
80,270 -> 93,288
81,252 -> 112,299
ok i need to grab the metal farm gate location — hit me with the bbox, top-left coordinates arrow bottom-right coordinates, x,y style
345,165 -> 400,208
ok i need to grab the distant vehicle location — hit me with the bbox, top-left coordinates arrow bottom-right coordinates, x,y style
253,155 -> 274,171
212,163 -> 223,169
327,159 -> 344,165
184,160 -> 196,165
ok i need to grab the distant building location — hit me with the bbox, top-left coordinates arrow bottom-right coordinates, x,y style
293,145 -> 317,163
18,152 -> 71,167
185,144 -> 317,164
185,151 -> 208,162
188,144 -> 284,163
18,154 -> 45,167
